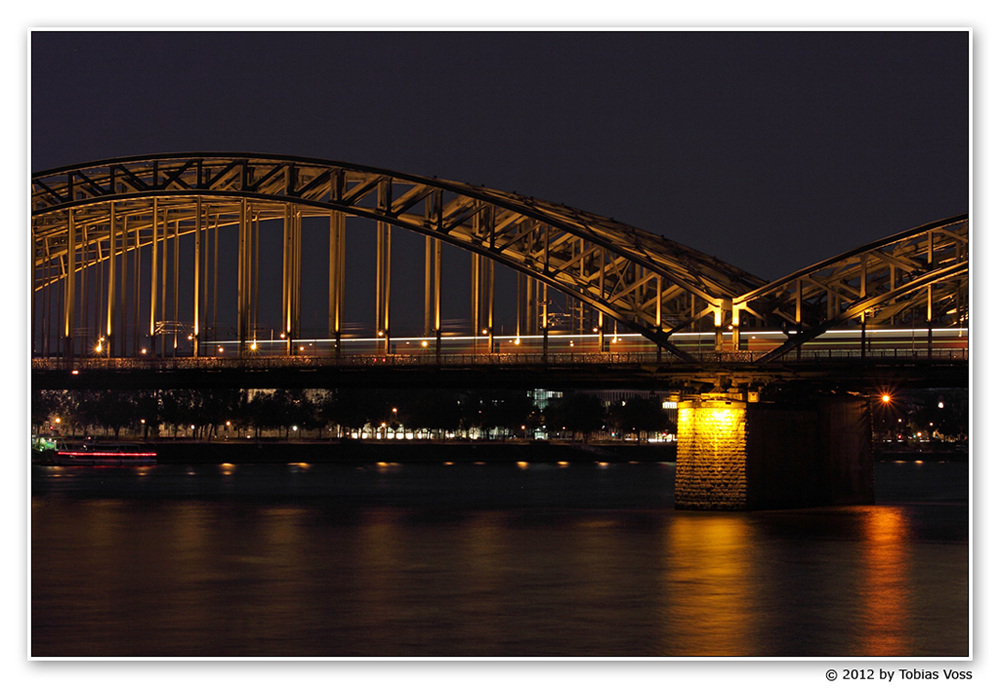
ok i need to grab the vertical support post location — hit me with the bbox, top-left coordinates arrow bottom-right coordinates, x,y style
516,272 -> 523,342
281,204 -> 301,354
541,283 -> 549,362
133,217 -> 140,356
160,210 -> 168,355
524,276 -> 535,336
424,235 -> 433,337
282,204 -> 290,352
889,265 -> 896,326
859,253 -> 867,358
83,224 -> 91,353
434,237 -> 442,359
731,305 -> 741,351
105,203 -> 116,356
795,279 -> 802,326
714,305 -> 724,352
376,179 -> 391,354
193,197 -> 201,357
329,209 -> 346,353
119,216 -> 128,356
471,252 -> 480,341
598,249 -> 606,352
172,219 -> 179,356
239,199 -> 250,355
212,215 -> 219,353
64,208 -> 76,358
293,209 -> 301,346
795,278 -> 803,361
148,200 -> 158,355
422,232 -> 443,341
253,212 -> 260,351
860,311 -> 867,359
487,258 -> 495,353
927,285 -> 934,358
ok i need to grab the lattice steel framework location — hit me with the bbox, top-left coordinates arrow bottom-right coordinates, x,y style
32,153 -> 766,360
733,213 -> 969,362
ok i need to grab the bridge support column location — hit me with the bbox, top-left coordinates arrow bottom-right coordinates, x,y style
424,235 -> 441,341
281,205 -> 302,354
329,210 -> 346,355
713,306 -> 724,352
375,180 -> 392,355
63,208 -> 76,359
148,201 -> 158,357
675,394 -> 874,510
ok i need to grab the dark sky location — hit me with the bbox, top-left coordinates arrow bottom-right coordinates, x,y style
30,30 -> 969,281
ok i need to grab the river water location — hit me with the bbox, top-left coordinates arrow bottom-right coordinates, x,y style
30,458 -> 969,658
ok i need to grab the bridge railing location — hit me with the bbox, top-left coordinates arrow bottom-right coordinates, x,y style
31,347 -> 968,372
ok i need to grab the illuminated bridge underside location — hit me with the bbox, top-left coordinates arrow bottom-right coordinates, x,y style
32,153 -> 766,361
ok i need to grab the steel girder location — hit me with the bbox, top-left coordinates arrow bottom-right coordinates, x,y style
32,153 -> 766,360
734,213 -> 969,362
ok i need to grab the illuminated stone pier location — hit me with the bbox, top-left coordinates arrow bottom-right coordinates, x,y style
675,394 -> 874,510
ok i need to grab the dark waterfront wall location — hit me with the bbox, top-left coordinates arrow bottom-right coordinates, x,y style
746,397 -> 874,510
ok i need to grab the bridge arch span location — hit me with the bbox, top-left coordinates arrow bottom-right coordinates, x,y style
32,153 -> 764,360
733,213 -> 968,361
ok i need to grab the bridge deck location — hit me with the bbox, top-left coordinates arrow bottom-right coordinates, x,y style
32,348 -> 968,390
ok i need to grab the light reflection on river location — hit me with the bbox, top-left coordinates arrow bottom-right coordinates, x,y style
31,460 -> 968,657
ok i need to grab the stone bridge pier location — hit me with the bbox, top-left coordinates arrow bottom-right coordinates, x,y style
675,393 -> 874,510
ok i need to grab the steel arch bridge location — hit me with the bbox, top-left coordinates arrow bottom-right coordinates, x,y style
31,153 -> 968,368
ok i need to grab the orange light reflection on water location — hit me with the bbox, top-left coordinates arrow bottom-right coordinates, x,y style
660,514 -> 755,656
854,506 -> 911,656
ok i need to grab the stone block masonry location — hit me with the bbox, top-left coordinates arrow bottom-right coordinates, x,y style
675,398 -> 748,509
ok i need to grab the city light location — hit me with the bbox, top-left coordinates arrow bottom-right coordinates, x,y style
882,394 -> 891,403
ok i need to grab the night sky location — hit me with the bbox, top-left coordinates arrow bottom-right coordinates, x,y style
30,30 -> 969,281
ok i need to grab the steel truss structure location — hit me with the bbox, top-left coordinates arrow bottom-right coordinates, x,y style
734,213 -> 968,362
31,153 -> 968,363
